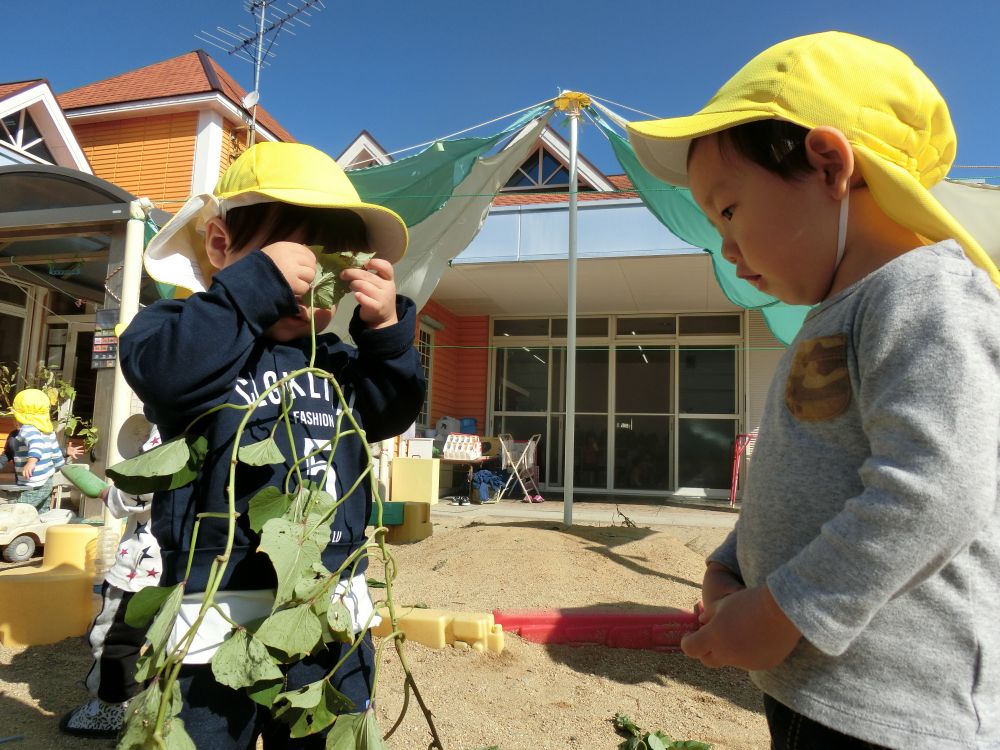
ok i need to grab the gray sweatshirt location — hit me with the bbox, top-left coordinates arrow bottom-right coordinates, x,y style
710,241 -> 1000,749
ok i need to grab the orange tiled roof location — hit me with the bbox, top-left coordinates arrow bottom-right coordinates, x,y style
492,173 -> 638,207
0,80 -> 45,103
57,50 -> 294,142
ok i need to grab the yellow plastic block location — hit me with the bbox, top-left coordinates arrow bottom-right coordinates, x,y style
43,524 -> 100,573
389,457 -> 440,504
0,524 -> 100,647
384,502 -> 432,544
371,607 -> 504,654
452,613 -> 490,644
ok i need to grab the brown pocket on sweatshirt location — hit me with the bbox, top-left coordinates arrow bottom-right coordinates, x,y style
785,334 -> 851,422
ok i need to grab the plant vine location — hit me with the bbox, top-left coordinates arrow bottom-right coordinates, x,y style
110,366 -> 441,748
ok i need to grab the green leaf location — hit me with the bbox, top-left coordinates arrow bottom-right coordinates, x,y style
670,742 -> 713,750
248,486 -> 293,533
118,682 -> 164,749
211,628 -> 284,691
366,578 -> 386,589
248,678 -> 285,707
260,517 -> 326,608
239,437 -> 286,466
274,679 -> 354,739
325,709 -> 386,750
107,434 -> 208,494
135,584 -> 184,682
255,604 -> 324,660
614,712 -> 642,738
163,717 -> 197,750
294,480 -> 338,521
125,583 -> 181,628
118,679 -> 185,749
295,573 -> 332,617
327,599 -> 353,642
648,735 -> 667,750
307,250 -> 376,310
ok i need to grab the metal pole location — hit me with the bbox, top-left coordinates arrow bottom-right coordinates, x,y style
563,105 -> 580,526
249,0 -> 267,146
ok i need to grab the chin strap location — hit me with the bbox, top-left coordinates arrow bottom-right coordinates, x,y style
834,190 -> 850,271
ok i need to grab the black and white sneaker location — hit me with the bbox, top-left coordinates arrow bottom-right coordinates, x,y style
59,698 -> 128,739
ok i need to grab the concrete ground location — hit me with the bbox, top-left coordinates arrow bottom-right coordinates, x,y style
427,493 -> 738,558
430,493 -> 738,529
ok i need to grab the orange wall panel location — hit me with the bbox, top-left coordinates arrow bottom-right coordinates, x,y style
72,112 -> 198,206
417,301 -> 489,433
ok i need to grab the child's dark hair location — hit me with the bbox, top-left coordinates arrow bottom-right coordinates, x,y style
703,120 -> 813,179
225,203 -> 369,255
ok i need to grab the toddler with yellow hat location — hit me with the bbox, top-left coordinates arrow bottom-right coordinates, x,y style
118,141 -> 424,747
629,31 -> 1000,749
6,388 -> 66,510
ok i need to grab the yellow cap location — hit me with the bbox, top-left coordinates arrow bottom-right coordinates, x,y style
144,142 -> 408,295
627,31 -> 1000,288
12,389 -> 53,433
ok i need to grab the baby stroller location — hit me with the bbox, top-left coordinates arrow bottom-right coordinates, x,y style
498,433 -> 543,503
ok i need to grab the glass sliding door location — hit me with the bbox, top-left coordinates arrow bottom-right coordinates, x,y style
676,345 -> 738,491
614,345 -> 672,491
493,346 -> 550,483
549,346 -> 609,489
489,315 -> 743,495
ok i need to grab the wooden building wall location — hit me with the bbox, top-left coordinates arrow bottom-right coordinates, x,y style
72,112 -> 198,206
418,300 -> 489,434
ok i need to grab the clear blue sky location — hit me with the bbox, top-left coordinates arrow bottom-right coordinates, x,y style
6,1 -> 999,180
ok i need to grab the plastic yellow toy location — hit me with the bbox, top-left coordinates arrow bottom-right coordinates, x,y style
0,523 -> 99,647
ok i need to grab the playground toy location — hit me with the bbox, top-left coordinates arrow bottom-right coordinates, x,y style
493,608 -> 699,652
0,523 -> 99,646
371,607 -> 504,654
0,503 -> 76,562
382,501 -> 433,544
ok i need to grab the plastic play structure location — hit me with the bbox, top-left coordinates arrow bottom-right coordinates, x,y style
493,608 -> 699,652
0,522 -> 99,647
0,504 -> 77,562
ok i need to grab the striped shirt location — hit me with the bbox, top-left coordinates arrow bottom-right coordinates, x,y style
11,424 -> 65,487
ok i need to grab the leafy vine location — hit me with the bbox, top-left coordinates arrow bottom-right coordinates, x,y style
110,259 -> 440,748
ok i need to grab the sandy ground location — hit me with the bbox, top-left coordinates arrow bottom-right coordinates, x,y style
0,500 -> 769,749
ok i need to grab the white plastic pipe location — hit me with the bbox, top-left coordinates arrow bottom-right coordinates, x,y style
563,110 -> 580,526
103,200 -> 146,527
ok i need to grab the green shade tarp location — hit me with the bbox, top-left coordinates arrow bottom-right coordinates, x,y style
347,104 -> 552,227
594,114 -> 809,345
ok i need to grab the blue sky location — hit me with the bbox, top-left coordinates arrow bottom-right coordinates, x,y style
6,1 -> 999,180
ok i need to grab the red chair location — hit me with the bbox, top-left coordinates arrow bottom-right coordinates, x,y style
729,428 -> 759,507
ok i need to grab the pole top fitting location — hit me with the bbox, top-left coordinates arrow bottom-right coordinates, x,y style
554,91 -> 591,112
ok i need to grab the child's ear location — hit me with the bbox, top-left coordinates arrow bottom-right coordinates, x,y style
204,217 -> 233,269
804,127 -> 855,200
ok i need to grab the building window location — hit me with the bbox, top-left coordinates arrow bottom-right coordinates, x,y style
0,280 -> 29,370
490,314 -> 742,493
0,108 -> 55,163
416,324 -> 433,427
501,148 -> 590,193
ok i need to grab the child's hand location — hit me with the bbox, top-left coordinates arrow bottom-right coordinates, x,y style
22,457 -> 37,480
65,442 -> 84,461
261,242 -> 317,297
341,258 -> 399,329
700,561 -> 746,622
680,584 -> 801,671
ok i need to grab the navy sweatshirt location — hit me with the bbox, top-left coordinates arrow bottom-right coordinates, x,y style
119,251 -> 424,592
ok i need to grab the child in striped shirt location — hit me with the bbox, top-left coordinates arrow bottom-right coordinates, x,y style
9,388 -> 65,510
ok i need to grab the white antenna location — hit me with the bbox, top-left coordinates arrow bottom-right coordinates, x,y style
197,0 -> 326,145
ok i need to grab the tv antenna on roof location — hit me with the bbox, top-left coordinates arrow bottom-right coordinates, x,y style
197,0 -> 326,146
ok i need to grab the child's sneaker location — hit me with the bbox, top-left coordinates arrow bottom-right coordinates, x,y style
59,698 -> 128,738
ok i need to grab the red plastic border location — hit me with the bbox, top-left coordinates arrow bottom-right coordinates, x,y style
493,608 -> 700,652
